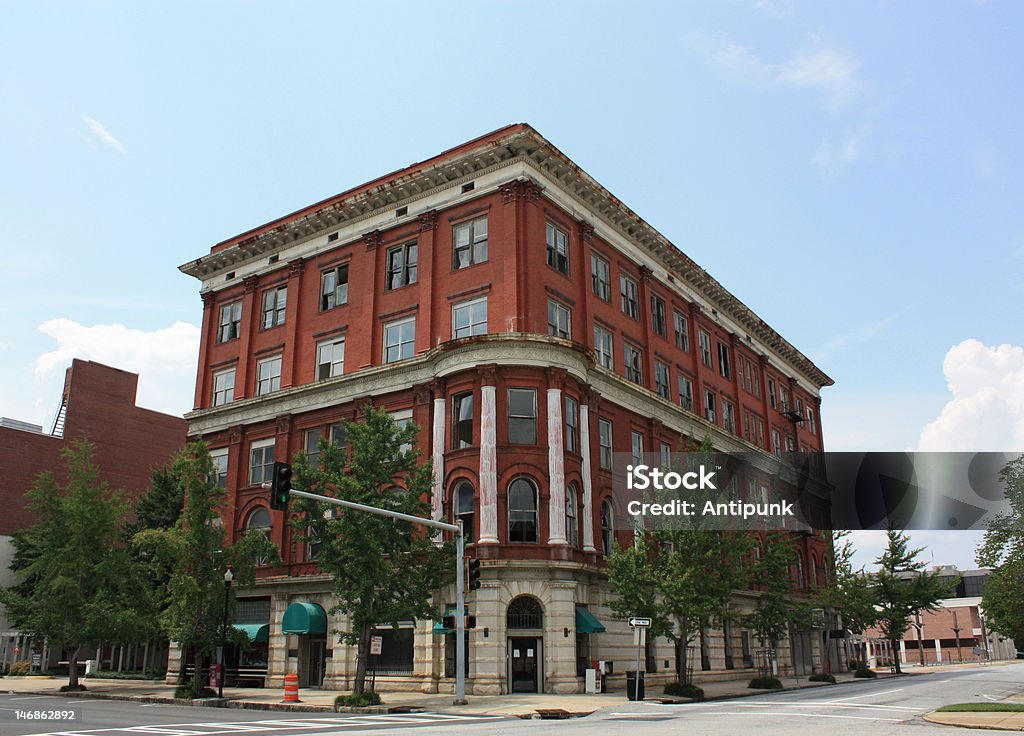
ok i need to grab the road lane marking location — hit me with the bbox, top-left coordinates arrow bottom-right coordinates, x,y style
736,702 -> 917,712
718,711 -> 902,722
821,687 -> 906,702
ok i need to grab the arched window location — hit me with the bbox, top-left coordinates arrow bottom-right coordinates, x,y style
566,484 -> 579,547
506,596 -> 543,629
454,481 -> 475,541
508,478 -> 538,543
795,552 -> 805,589
809,554 -> 817,588
600,499 -> 614,555
246,507 -> 271,565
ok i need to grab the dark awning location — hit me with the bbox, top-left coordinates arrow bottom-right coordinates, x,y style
575,606 -> 606,634
233,624 -> 269,643
282,602 -> 327,635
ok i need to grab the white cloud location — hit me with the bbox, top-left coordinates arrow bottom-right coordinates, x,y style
35,318 -> 200,417
0,341 -> 13,351
918,339 -> 1024,451
82,116 -> 126,154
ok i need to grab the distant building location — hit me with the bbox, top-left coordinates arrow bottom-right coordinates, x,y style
0,359 -> 187,672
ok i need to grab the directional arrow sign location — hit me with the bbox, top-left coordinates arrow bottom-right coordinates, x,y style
628,616 -> 652,628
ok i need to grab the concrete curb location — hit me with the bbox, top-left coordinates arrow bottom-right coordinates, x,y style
923,711 -> 1024,732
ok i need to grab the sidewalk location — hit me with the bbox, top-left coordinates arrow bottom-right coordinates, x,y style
922,661 -> 1024,732
1,669 -> 895,718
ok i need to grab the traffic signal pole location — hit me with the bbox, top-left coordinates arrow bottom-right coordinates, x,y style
284,488 -> 469,705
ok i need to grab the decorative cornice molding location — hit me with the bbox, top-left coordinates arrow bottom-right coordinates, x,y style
577,220 -> 595,242
200,290 -> 216,306
363,229 -> 383,251
243,275 -> 259,294
418,210 -> 438,232
499,178 -> 543,204
288,258 -> 306,277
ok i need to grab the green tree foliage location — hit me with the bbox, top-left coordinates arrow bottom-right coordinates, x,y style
291,406 -> 452,695
814,530 -> 877,634
126,465 -> 185,537
872,529 -> 954,674
977,455 -> 1024,643
745,530 -> 809,675
0,441 -> 156,690
134,442 -> 277,693
607,435 -> 752,684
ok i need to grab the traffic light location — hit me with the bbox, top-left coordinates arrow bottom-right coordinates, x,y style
468,558 -> 482,590
442,615 -> 456,630
269,462 -> 293,510
466,615 -> 477,629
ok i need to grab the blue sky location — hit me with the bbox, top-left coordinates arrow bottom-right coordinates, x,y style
2,1 -> 1021,569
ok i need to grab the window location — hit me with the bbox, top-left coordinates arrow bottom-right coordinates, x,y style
624,343 -> 643,384
507,596 -> 543,629
454,481 -> 475,539
780,385 -> 789,410
704,390 -> 716,423
320,264 -> 349,310
630,430 -> 644,466
316,337 -> 345,380
600,500 -> 614,555
547,299 -> 571,339
785,435 -> 795,452
453,216 -> 487,268
565,396 -> 579,454
371,626 -> 414,674
650,295 -> 667,336
453,297 -> 487,339
453,392 -> 473,448
303,428 -> 321,464
256,355 -> 281,396
507,388 -> 537,444
598,418 -> 613,470
772,428 -> 782,456
392,413 -> 414,455
212,368 -> 235,407
591,254 -> 611,300
739,355 -> 759,397
768,378 -> 777,409
806,406 -> 816,435
508,478 -> 538,543
386,242 -> 418,290
261,285 -> 287,329
210,448 -> 228,489
620,275 -> 639,319
673,311 -> 689,351
660,442 -> 672,471
566,484 -> 579,547
217,302 -> 242,343
699,330 -> 712,368
249,439 -> 275,486
722,400 -> 736,433
678,375 -> 694,411
330,422 -> 347,448
655,361 -> 671,399
593,325 -> 613,369
718,342 -> 731,378
546,222 -> 569,275
384,317 -> 416,363
306,525 -> 321,561
246,508 -> 272,565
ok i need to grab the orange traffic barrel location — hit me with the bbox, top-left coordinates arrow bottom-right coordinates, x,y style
283,673 -> 301,703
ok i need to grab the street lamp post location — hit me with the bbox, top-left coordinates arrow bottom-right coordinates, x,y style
220,566 -> 234,699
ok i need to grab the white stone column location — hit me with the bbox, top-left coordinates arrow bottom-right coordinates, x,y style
547,388 -> 568,545
579,403 -> 595,551
431,397 -> 446,523
934,639 -> 942,663
479,385 -> 499,543
899,639 -> 907,664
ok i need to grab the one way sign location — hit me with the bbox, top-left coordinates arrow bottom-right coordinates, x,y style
628,616 -> 652,627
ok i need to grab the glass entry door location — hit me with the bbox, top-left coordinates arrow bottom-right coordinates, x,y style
509,637 -> 540,693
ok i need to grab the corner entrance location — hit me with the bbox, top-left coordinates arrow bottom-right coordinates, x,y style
282,602 -> 328,688
509,637 -> 541,693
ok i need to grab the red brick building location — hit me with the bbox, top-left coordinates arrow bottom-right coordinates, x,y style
0,359 -> 187,669
180,124 -> 834,693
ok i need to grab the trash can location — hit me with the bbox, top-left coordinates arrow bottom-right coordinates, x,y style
626,670 -> 645,701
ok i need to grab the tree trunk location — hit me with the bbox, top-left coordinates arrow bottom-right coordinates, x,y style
67,646 -> 82,690
891,638 -> 902,674
353,620 -> 373,695
177,643 -> 186,685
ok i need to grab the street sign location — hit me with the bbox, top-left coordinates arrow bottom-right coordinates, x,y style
628,616 -> 652,628
370,636 -> 383,656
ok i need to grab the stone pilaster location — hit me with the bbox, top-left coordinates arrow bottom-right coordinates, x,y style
547,388 -> 568,545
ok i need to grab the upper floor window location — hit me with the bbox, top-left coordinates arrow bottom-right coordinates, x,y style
594,325 -> 613,369
650,295 -> 667,337
624,343 -> 643,384
591,253 -> 611,301
565,395 -> 579,454
330,422 -> 347,449
598,418 -> 613,470
453,392 -> 473,448
566,484 -> 579,547
655,361 -> 671,400
217,302 -> 242,343
454,481 -> 476,540
630,430 -> 644,466
212,367 -> 235,407
547,299 -> 571,340
620,275 -> 639,320
699,330 -> 713,368
245,507 -> 272,565
453,297 -> 487,339
673,311 -> 689,351
256,355 -> 282,396
386,242 -> 418,290
384,317 -> 416,363
210,448 -> 229,489
780,385 -> 790,410
453,217 -> 487,269
316,337 -> 345,380
546,222 -> 569,275
508,478 -> 538,543
722,400 -> 736,434
507,388 -> 537,445
678,375 -> 694,411
249,438 -> 275,486
600,499 -> 614,555
261,285 -> 287,329
704,390 -> 716,424
768,378 -> 777,409
772,428 -> 782,456
717,342 -> 731,378
303,427 -> 321,464
806,406 -> 817,435
321,264 -> 349,311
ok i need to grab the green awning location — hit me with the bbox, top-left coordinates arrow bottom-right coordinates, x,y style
234,623 -> 269,643
282,602 -> 327,635
432,606 -> 467,634
575,606 -> 605,634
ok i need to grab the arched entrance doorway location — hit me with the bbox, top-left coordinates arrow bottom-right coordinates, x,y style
506,596 -> 543,693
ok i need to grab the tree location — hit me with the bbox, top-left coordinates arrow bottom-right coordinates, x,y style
0,441 -> 155,690
744,531 -> 808,675
872,529 -> 954,673
134,441 -> 276,695
814,530 -> 877,634
126,465 -> 185,537
607,435 -> 752,684
291,405 -> 452,696
977,455 -> 1024,644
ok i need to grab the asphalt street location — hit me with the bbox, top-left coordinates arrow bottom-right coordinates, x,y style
1,665 -> 1021,736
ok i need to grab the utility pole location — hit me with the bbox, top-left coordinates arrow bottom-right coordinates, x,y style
951,609 -> 963,664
